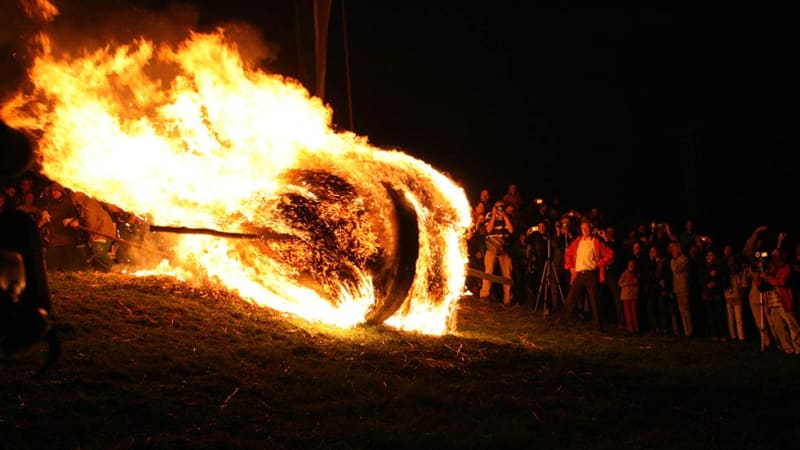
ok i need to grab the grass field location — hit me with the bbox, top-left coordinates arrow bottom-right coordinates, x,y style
2,271 -> 799,449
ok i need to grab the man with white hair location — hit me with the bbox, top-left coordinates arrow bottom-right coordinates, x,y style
556,219 -> 614,331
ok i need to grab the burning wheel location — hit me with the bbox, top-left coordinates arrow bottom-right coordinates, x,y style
1,29 -> 472,333
269,170 -> 418,323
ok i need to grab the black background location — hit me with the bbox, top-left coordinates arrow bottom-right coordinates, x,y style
2,1 -> 796,247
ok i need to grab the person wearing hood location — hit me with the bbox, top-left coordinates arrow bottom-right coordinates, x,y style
41,182 -> 82,272
70,191 -> 117,272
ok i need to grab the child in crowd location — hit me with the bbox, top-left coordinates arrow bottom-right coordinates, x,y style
619,259 -> 640,335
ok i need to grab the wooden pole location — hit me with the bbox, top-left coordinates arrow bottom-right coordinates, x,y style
147,225 -> 294,241
466,267 -> 513,285
341,0 -> 354,131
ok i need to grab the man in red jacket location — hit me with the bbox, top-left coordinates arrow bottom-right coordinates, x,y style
760,247 -> 800,354
556,219 -> 614,331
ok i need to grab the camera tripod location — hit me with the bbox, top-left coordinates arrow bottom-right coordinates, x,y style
759,290 -> 768,352
533,238 -> 565,318
752,265 -> 771,353
757,284 -> 781,353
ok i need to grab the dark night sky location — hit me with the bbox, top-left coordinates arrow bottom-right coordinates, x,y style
2,1 -> 796,246
197,1 -> 796,245
319,3 -> 797,246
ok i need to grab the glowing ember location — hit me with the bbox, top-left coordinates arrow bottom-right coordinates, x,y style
1,22 -> 471,334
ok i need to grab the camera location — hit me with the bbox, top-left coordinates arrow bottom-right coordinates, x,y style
535,198 -> 543,205
753,251 -> 769,272
650,221 -> 666,230
496,205 -> 504,212
528,226 -> 539,233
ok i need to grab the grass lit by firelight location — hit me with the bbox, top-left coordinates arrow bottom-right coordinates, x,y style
2,271 -> 799,449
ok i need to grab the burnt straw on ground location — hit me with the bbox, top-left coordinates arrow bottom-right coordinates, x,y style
2,271 -> 799,449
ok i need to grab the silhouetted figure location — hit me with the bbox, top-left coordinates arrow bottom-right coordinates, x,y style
71,191 -> 117,272
0,119 -> 61,374
41,182 -> 82,272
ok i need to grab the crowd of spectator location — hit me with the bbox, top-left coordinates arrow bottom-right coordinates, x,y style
467,182 -> 800,355
5,170 -> 800,354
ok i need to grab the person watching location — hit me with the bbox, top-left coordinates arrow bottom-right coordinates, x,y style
760,248 -> 800,354
670,241 -> 693,337
556,219 -> 614,331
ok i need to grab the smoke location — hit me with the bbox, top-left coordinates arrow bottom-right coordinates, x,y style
0,0 -> 281,100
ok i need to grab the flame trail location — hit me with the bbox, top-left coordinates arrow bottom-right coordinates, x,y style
1,27 -> 471,335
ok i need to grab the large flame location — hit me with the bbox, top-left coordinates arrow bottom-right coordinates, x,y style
1,28 -> 472,335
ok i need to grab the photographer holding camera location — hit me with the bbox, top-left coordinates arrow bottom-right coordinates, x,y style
743,225 -> 774,349
479,200 -> 514,305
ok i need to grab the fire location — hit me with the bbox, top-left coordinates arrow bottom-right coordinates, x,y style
1,28 -> 472,334
20,0 -> 59,23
